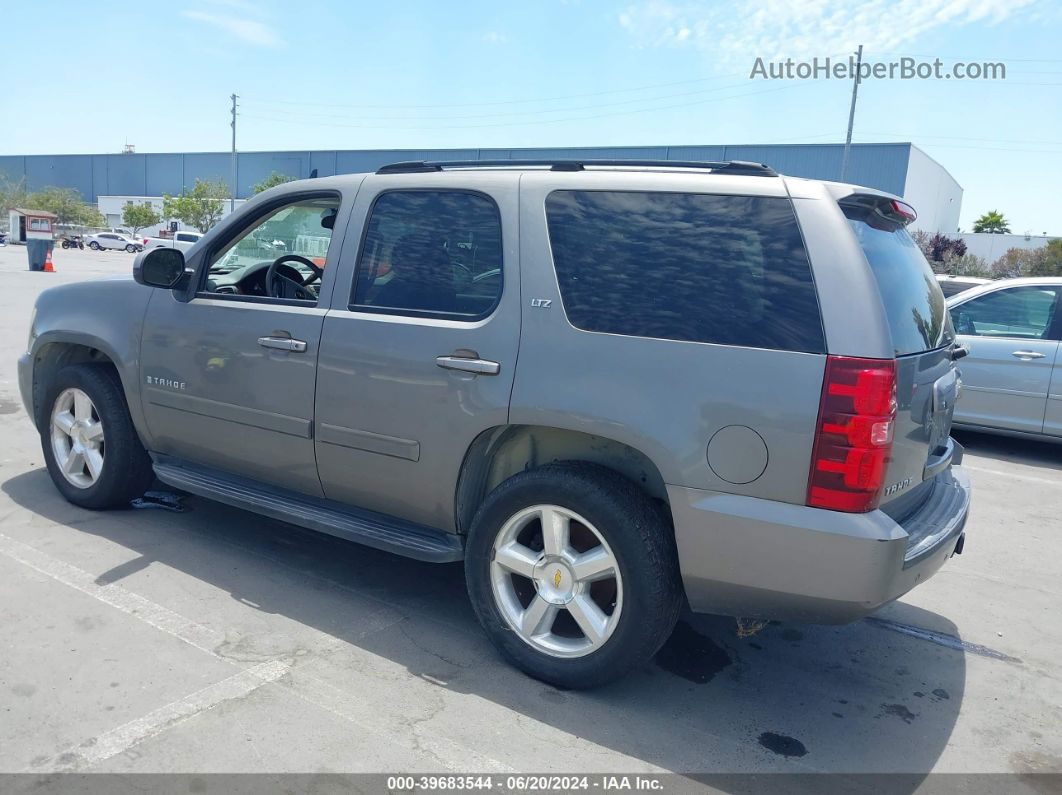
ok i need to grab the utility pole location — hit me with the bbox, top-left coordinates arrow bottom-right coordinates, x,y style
840,45 -> 863,183
229,93 -> 238,213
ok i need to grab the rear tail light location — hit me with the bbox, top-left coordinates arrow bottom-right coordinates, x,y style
890,199 -> 917,224
807,356 -> 897,513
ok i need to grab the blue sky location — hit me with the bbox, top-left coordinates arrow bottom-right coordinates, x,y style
5,0 -> 1061,233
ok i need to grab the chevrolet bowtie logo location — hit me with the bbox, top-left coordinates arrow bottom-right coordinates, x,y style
553,569 -> 562,588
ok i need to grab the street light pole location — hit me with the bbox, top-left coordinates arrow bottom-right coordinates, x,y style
230,93 -> 238,213
840,45 -> 863,183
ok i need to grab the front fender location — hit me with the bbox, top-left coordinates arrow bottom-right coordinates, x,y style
28,279 -> 154,444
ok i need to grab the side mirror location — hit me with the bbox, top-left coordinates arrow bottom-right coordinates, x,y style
134,248 -> 186,289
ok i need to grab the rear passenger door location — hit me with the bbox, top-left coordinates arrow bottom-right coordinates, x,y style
950,284 -> 1061,433
314,173 -> 520,531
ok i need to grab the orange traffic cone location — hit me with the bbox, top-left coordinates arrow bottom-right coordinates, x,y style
43,249 -> 55,272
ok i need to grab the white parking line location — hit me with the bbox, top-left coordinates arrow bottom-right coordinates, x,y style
68,659 -> 291,769
0,530 -> 505,772
0,532 -> 224,654
963,464 -> 1060,486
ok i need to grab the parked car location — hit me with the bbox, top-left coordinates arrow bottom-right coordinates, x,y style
936,274 -> 992,298
142,230 -> 203,253
947,277 -> 1062,439
85,232 -> 141,253
18,160 -> 971,688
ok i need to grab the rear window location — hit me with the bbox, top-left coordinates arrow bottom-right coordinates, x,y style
842,201 -> 952,356
544,190 -> 825,353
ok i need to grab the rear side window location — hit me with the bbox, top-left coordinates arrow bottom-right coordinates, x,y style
544,191 -> 824,352
352,191 -> 503,319
952,286 -> 1060,340
842,201 -> 952,356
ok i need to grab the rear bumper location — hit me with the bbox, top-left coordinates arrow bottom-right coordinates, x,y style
670,466 -> 971,624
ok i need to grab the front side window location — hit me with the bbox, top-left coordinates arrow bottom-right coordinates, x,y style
952,286 -> 1060,340
202,196 -> 339,303
544,190 -> 825,352
352,191 -> 503,319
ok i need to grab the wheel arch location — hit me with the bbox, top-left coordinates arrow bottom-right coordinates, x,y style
454,424 -> 671,534
30,335 -> 123,431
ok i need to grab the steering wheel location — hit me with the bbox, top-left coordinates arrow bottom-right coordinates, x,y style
265,255 -> 323,300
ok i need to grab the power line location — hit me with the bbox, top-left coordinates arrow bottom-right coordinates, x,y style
241,71 -> 754,111
874,52 -> 1062,63
867,132 -> 1062,146
244,79 -> 794,122
240,81 -> 816,131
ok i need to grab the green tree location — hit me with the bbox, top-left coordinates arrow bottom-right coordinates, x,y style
1026,239 -> 1062,277
121,202 -> 161,237
0,172 -> 30,213
251,171 -> 294,194
972,210 -> 1011,234
939,252 -> 990,277
162,179 -> 230,233
991,242 -> 1062,278
26,186 -> 104,227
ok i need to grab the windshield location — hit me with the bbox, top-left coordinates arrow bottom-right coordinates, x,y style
842,202 -> 953,356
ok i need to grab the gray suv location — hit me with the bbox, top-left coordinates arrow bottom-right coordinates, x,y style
18,160 -> 971,688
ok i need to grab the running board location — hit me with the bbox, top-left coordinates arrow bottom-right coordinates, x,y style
152,459 -> 464,563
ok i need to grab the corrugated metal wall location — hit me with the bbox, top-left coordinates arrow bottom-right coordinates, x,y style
0,142 -> 913,201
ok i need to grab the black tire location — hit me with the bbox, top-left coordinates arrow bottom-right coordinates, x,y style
40,364 -> 154,510
125,244 -> 136,253
465,462 -> 683,688
88,241 -> 100,250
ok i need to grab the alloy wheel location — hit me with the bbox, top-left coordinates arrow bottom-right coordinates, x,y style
490,504 -> 623,658
50,388 -> 105,488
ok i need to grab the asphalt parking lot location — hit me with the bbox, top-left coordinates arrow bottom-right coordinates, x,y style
0,244 -> 1060,780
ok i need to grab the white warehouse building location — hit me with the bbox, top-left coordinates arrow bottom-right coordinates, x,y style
2,142 -> 963,235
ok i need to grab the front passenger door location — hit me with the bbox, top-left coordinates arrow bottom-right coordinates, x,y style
139,191 -> 349,495
951,284 -> 1061,433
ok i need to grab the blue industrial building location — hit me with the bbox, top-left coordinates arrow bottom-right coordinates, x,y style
0,141 -> 961,233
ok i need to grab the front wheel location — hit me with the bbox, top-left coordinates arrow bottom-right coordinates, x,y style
40,364 -> 154,509
465,462 -> 683,688
125,244 -> 136,253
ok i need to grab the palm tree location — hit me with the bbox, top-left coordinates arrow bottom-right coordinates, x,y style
972,210 -> 1011,234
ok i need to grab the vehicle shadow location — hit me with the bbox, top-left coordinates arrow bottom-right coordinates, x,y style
2,469 -> 968,783
953,428 -> 1060,472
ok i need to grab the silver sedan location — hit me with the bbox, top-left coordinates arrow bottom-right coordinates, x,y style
947,276 -> 1062,440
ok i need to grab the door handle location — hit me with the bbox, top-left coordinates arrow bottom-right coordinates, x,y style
1011,350 -> 1046,360
435,354 -> 500,375
258,336 -> 308,352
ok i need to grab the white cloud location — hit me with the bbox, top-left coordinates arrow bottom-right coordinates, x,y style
618,0 -> 1040,65
182,9 -> 282,46
482,31 -> 508,44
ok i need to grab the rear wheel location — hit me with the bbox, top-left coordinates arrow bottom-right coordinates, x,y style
465,462 -> 683,688
88,241 -> 100,250
40,364 -> 153,509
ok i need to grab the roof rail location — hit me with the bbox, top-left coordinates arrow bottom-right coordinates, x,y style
375,159 -> 777,177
